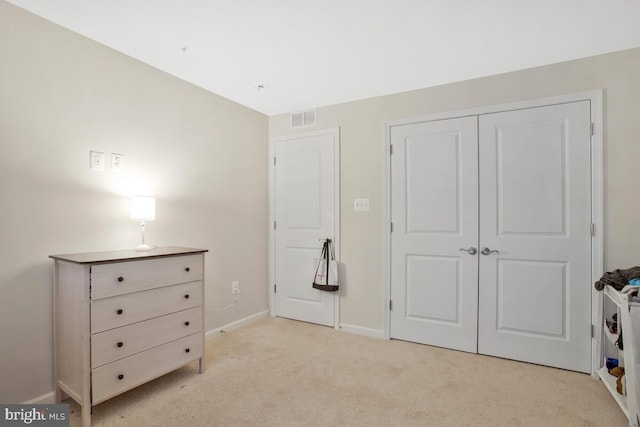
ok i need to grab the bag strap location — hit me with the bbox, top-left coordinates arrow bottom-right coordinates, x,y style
325,240 -> 330,285
313,241 -> 328,282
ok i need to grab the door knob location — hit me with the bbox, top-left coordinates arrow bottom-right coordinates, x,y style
481,247 -> 500,256
459,247 -> 477,255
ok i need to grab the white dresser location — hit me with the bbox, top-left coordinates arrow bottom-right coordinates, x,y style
50,247 -> 208,427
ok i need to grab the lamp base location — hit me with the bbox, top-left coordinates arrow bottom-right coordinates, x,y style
136,243 -> 153,251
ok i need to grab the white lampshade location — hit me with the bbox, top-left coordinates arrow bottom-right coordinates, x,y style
131,196 -> 156,221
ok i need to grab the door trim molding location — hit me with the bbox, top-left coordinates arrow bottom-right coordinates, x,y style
383,90 -> 604,374
268,127 -> 341,329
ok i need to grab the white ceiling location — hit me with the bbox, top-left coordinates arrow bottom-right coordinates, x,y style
7,0 -> 640,115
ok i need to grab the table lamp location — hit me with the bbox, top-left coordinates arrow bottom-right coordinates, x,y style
131,196 -> 156,251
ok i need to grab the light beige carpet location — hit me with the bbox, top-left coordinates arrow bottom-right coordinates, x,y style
68,317 -> 627,426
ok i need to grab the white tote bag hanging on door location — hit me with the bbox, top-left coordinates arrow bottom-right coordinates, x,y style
313,239 -> 339,292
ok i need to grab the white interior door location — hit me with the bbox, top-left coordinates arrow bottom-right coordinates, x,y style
389,116 -> 479,353
477,101 -> 592,373
273,129 -> 338,327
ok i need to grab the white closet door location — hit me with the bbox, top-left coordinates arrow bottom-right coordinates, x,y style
390,116 -> 479,353
273,130 -> 337,327
477,101 -> 592,373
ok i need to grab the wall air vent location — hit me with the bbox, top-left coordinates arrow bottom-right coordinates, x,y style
290,109 -> 316,128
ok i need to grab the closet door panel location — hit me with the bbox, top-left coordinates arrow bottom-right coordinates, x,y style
477,101 -> 592,373
390,116 -> 479,353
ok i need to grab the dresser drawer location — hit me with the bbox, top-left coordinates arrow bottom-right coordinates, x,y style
91,306 -> 202,368
91,254 -> 203,300
91,281 -> 202,333
91,332 -> 202,404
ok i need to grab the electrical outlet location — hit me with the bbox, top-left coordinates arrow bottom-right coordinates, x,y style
111,153 -> 124,172
232,281 -> 240,294
90,151 -> 105,171
354,198 -> 370,212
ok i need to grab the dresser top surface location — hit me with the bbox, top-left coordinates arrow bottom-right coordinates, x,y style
49,246 -> 208,264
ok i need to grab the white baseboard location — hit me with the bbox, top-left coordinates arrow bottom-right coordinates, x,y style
339,323 -> 385,339
205,310 -> 270,341
23,391 -> 55,404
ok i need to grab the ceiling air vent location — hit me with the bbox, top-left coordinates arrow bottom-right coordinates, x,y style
290,109 -> 316,128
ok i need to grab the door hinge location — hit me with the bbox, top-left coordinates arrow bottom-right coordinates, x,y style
274,156 -> 276,165
390,144 -> 393,155
591,324 -> 595,338
390,222 -> 394,233
274,221 -> 276,230
274,284 -> 277,293
590,223 -> 595,237
590,123 -> 594,136
389,300 -> 393,310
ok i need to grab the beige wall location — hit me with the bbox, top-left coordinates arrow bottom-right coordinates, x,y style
0,1 -> 268,403
270,47 -> 640,333
4,0 -> 640,405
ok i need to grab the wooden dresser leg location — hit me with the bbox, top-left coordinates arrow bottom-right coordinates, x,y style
54,385 -> 62,404
81,404 -> 91,427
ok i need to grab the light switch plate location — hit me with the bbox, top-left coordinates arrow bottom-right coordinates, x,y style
354,198 -> 370,212
232,281 -> 240,294
90,151 -> 105,171
111,153 -> 124,172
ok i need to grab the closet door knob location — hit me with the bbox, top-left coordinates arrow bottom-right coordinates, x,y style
116,309 -> 123,315
117,374 -> 124,380
184,294 -> 190,299
117,276 -> 124,282
459,247 -> 477,255
185,348 -> 190,353
185,267 -> 190,272
117,341 -> 123,348
184,321 -> 190,326
480,247 -> 500,256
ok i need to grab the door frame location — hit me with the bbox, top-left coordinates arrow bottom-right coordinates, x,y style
268,127 -> 341,329
383,90 -> 604,374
